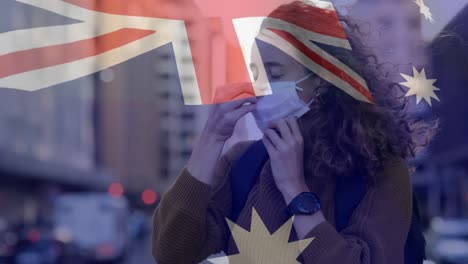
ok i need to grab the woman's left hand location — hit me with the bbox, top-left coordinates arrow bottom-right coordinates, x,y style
262,117 -> 310,204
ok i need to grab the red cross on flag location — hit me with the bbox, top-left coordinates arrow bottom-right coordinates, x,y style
0,0 -> 373,105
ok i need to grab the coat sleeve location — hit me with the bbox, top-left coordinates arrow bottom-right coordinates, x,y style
151,141 -> 254,264
300,158 -> 413,264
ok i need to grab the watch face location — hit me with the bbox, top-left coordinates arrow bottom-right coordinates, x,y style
288,192 -> 320,216
299,193 -> 320,213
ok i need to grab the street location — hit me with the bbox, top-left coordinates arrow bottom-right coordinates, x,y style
125,234 -> 155,264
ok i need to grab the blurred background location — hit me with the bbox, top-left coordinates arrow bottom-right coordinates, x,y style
0,0 -> 467,263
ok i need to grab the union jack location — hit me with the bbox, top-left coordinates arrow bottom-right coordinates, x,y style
0,0 -> 373,105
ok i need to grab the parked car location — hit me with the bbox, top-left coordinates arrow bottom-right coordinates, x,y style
427,217 -> 468,264
52,193 -> 130,263
7,224 -> 63,264
0,218 -> 16,263
127,210 -> 148,241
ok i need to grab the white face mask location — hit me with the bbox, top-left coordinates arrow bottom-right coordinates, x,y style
252,74 -> 314,131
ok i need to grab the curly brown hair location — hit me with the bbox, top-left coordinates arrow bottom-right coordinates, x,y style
262,1 -> 439,182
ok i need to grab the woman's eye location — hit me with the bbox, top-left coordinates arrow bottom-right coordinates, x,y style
269,74 -> 284,81
266,66 -> 285,81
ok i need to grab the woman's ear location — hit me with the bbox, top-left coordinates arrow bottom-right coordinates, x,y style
299,75 -> 324,101
308,78 -> 330,107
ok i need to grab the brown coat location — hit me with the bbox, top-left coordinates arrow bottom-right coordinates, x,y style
152,140 -> 412,264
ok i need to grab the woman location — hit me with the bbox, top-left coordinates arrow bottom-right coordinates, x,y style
152,1 -> 436,263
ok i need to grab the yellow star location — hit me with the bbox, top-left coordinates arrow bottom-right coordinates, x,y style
414,0 -> 435,23
400,67 -> 440,107
208,207 -> 314,264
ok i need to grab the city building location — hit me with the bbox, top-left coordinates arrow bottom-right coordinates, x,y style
95,0 -> 215,195
0,2 -> 112,224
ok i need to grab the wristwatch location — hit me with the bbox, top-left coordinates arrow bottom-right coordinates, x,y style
286,192 -> 321,217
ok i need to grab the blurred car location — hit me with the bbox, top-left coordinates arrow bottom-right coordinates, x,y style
0,218 -> 16,263
127,210 -> 148,241
427,217 -> 468,264
52,193 -> 130,263
5,224 -> 64,264
13,237 -> 59,264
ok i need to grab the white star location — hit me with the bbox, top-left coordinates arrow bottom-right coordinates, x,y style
207,208 -> 313,264
400,67 -> 440,107
414,0 -> 435,23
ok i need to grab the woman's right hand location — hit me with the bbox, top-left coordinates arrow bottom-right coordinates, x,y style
203,97 -> 258,143
186,83 -> 257,186
204,82 -> 259,142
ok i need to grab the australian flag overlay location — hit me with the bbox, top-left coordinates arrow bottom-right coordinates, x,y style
0,0 -> 372,106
